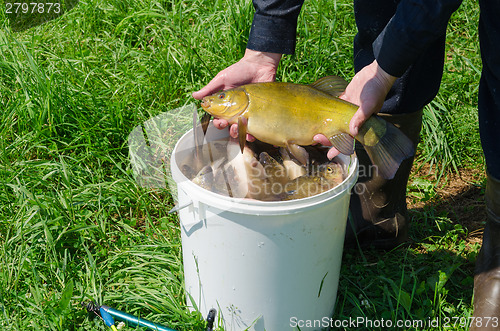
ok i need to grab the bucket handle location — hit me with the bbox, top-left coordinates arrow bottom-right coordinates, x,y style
168,201 -> 193,214
168,200 -> 207,220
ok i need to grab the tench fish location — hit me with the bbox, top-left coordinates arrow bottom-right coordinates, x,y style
200,76 -> 415,179
283,162 -> 344,200
310,161 -> 345,184
191,164 -> 215,190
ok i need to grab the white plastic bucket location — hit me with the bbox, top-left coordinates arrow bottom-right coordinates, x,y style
171,125 -> 358,331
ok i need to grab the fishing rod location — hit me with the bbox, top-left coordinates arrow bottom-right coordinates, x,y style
84,301 -> 216,331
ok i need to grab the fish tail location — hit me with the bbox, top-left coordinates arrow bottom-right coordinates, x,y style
362,121 -> 415,180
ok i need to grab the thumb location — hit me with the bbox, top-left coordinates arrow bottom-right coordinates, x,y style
192,86 -> 213,100
192,72 -> 229,100
349,104 -> 373,137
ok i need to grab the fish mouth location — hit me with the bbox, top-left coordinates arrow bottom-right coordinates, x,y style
200,98 -> 210,110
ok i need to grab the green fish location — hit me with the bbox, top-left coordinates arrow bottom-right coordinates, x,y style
200,76 -> 414,179
284,162 -> 345,200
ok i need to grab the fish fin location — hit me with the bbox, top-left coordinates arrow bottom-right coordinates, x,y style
201,112 -> 211,136
280,148 -> 307,180
286,142 -> 309,165
363,121 -> 415,180
279,147 -> 291,161
309,76 -> 348,97
328,133 -> 355,155
237,116 -> 248,153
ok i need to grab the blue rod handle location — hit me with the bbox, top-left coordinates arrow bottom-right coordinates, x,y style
100,306 -> 177,331
99,307 -> 115,327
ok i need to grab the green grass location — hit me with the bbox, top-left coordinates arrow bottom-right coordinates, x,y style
0,0 -> 483,330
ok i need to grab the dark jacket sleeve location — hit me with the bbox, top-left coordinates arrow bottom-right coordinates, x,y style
373,0 -> 462,77
246,0 -> 305,54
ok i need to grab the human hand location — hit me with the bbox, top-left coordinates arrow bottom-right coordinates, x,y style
314,60 -> 397,159
193,49 -> 282,139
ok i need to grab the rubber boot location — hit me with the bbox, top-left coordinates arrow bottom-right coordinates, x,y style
345,110 -> 423,250
471,173 -> 500,330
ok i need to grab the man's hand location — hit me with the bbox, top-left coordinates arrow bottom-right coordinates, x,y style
193,49 -> 282,139
314,60 -> 397,159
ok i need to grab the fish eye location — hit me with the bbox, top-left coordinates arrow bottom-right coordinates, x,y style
218,92 -> 225,99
